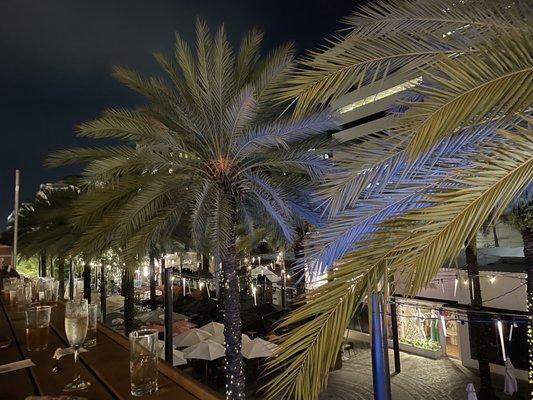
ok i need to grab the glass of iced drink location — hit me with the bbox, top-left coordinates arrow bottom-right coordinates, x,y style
84,304 -> 98,347
24,306 -> 51,351
129,329 -> 159,396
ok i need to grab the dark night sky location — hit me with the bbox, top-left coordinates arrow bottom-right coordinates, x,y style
0,0 -> 359,227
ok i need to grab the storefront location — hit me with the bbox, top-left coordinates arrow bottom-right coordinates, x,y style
394,300 -> 459,360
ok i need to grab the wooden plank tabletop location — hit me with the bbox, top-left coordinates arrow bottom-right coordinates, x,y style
0,299 -> 222,400
0,301 -> 38,400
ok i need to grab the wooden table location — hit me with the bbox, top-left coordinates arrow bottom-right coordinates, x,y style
0,299 -> 222,400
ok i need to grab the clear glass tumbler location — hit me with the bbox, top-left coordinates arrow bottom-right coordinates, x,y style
84,304 -> 98,347
24,306 -> 51,351
129,329 -> 159,396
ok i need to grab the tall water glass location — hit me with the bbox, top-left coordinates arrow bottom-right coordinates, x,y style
64,299 -> 91,391
129,329 -> 159,396
84,304 -> 98,347
25,306 -> 51,351
74,279 -> 84,300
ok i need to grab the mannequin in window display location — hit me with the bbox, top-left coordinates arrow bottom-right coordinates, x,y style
430,310 -> 440,343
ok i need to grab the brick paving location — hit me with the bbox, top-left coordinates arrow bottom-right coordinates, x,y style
319,342 -> 528,400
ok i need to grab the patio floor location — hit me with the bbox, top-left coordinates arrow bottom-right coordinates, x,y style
319,341 -> 528,400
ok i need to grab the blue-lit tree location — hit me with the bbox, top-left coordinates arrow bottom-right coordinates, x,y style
266,1 -> 532,399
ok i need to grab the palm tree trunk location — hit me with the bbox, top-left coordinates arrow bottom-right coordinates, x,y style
294,226 -> 306,296
58,259 -> 65,300
149,253 -> 157,310
83,263 -> 91,303
123,269 -> 135,336
40,252 -> 46,277
100,261 -> 106,323
465,238 -> 496,400
520,228 -> 533,395
221,209 -> 245,400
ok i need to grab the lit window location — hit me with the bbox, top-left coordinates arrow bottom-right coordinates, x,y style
338,77 -> 423,114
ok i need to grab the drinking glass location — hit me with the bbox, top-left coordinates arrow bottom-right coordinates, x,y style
64,299 -> 91,391
16,285 -> 31,312
25,306 -> 51,351
84,304 -> 98,348
129,329 -> 159,396
51,281 -> 59,303
74,279 -> 84,300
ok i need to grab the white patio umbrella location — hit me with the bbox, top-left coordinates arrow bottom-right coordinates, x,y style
503,357 -> 518,395
173,328 -> 211,347
106,294 -> 124,313
242,338 -> 278,359
137,308 -> 164,324
199,321 -> 225,335
183,339 -> 225,361
157,340 -> 187,366
466,383 -> 477,400
210,332 -> 251,345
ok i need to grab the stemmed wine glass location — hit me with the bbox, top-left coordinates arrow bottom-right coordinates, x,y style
63,299 -> 91,391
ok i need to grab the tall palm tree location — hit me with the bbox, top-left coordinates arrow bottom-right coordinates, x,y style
505,189 -> 532,393
264,1 -> 532,399
49,20 -> 335,399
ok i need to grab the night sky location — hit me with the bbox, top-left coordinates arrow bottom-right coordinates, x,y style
0,0 -> 359,227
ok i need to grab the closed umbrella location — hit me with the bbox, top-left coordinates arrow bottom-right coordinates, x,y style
503,357 -> 518,395
183,339 -> 225,360
242,338 -> 278,359
173,328 -> 211,347
199,321 -> 224,335
466,383 -> 477,400
210,332 -> 251,345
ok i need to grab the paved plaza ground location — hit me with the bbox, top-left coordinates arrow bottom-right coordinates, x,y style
319,341 -> 528,400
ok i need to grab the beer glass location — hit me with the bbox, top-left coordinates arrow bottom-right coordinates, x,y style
129,329 -> 159,396
24,306 -> 51,351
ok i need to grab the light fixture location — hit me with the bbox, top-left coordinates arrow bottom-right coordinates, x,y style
497,320 -> 506,362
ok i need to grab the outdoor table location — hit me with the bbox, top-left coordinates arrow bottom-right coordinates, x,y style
0,298 -> 222,400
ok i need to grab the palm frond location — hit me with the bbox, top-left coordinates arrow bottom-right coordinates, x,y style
345,0 -> 528,37
399,29 -> 533,158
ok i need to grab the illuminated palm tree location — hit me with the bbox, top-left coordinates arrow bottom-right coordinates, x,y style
49,20 -> 335,399
265,1 -> 532,399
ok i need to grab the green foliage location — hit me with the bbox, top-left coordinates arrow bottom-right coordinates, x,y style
17,257 -> 39,278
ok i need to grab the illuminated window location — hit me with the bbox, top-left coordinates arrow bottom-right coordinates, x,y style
338,77 -> 423,114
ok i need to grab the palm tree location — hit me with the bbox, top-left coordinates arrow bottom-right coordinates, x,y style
505,189 -> 532,393
13,183 -> 82,299
264,1 -> 532,399
49,20 -> 335,399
